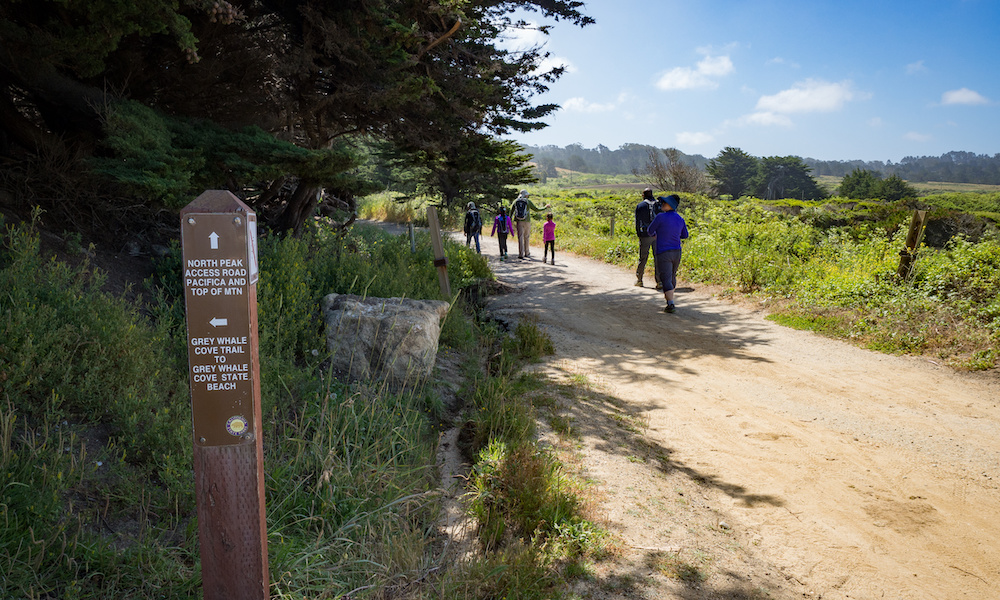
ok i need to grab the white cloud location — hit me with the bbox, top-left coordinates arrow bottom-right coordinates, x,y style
756,79 -> 855,114
539,54 -> 576,74
904,131 -> 932,142
676,131 -> 714,146
941,88 -> 988,105
655,53 -> 734,91
742,111 -> 793,127
499,20 -> 575,74
697,55 -> 734,77
906,60 -> 926,75
500,22 -> 546,52
563,97 -> 616,113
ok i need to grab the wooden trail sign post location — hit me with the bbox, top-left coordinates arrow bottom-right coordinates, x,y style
897,210 -> 929,279
426,206 -> 451,298
181,191 -> 269,600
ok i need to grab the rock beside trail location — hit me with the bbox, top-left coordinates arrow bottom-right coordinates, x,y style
322,293 -> 450,389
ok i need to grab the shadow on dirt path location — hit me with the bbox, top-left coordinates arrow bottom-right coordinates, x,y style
362,219 -> 1000,600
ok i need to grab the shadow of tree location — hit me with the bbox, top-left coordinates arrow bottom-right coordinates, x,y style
541,375 -> 784,509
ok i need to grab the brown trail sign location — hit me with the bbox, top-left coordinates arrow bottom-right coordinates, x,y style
181,191 -> 268,600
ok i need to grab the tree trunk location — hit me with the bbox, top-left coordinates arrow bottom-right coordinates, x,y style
271,181 -> 321,236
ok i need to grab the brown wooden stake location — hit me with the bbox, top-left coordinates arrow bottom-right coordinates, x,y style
897,209 -> 929,279
181,191 -> 268,600
426,206 -> 451,298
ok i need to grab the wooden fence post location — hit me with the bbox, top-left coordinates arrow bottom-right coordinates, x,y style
897,210 -> 929,279
426,206 -> 451,298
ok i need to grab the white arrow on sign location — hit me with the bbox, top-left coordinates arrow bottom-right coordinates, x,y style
209,232 -> 220,249
210,317 -> 228,327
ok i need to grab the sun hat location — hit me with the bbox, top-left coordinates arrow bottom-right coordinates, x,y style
657,195 -> 680,210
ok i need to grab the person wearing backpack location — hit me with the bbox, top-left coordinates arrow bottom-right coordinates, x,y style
491,206 -> 515,260
634,187 -> 661,289
464,202 -> 483,254
509,190 -> 550,260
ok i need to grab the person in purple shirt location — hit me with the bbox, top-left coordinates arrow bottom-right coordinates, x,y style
491,206 -> 515,261
647,194 -> 689,313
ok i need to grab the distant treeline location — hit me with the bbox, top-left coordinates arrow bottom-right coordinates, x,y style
522,145 -> 1000,185
521,143 -> 709,177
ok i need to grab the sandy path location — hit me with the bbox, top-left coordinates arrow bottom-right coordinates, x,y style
471,229 -> 1000,599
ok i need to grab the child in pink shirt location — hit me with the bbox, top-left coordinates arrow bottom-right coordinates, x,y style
542,212 -> 556,265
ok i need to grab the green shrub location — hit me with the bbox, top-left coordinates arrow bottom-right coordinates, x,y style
0,217 -> 196,598
467,440 -> 602,557
916,236 -> 1000,330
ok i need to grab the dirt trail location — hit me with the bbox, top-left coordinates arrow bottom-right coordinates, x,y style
471,230 -> 1000,599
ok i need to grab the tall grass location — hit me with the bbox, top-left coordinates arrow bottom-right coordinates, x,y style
356,192 -> 466,230
451,315 -> 612,599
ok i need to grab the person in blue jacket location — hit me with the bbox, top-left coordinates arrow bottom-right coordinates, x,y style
634,187 -> 661,289
647,194 -> 689,313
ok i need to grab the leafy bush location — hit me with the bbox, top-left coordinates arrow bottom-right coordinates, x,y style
916,236 -> 1000,330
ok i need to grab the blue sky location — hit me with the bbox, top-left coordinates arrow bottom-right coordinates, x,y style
503,0 -> 1000,162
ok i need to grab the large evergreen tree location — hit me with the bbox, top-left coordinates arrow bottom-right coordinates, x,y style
838,168 -> 917,201
0,0 -> 593,233
707,147 -> 758,199
752,156 -> 827,201
838,168 -> 882,199
876,174 -> 918,201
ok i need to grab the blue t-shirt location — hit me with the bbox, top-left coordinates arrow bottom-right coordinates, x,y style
648,211 -> 689,254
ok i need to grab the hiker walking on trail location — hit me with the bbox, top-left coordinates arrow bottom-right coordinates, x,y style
542,212 -> 557,265
464,202 -> 483,254
510,190 -> 550,260
491,206 -> 515,261
647,195 -> 688,313
634,187 -> 661,289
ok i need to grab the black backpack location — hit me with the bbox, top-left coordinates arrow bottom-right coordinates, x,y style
469,209 -> 482,230
636,201 -> 656,236
497,215 -> 508,234
513,198 -> 528,221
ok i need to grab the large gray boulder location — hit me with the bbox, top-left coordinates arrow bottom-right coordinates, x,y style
322,293 -> 450,389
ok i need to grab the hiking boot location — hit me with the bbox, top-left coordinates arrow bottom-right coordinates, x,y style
634,279 -> 643,287
664,303 -> 676,313
655,283 -> 663,291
